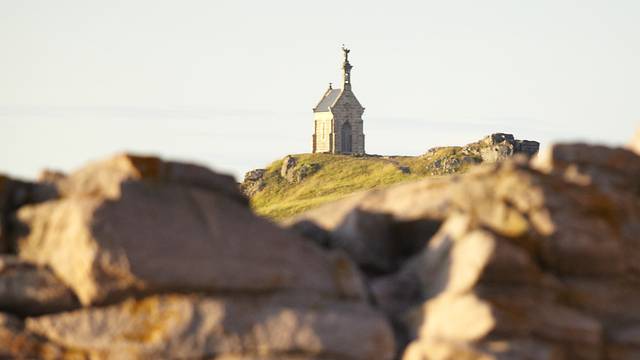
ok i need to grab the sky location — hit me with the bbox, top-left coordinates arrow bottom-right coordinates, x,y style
1,0 -> 639,181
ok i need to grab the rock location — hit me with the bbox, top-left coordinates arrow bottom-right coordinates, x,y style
482,133 -> 516,145
423,134 -> 538,176
296,162 -> 321,182
427,155 -> 481,175
214,356 -> 336,360
281,155 -> 298,181
558,278 -> 640,324
244,168 -> 266,182
423,146 -> 445,155
27,294 -> 395,360
279,156 -> 321,183
479,142 -> 514,162
533,143 -> 640,193
290,220 -> 333,249
607,325 -> 640,360
314,209 -> 440,275
515,139 -> 541,156
0,255 -> 79,316
398,166 -> 411,174
291,142 -> 640,359
460,156 -> 482,166
56,153 -> 246,203
240,168 -> 266,197
38,169 -> 67,184
16,154 -> 366,306
0,312 -> 77,359
480,133 -> 540,158
402,337 -> 562,360
0,175 -> 57,253
330,209 -> 396,274
399,212 -> 607,359
370,258 -> 424,318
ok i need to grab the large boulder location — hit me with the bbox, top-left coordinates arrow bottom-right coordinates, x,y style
281,155 -> 298,181
240,168 -> 266,197
401,215 -> 605,359
279,155 -> 321,184
54,153 -> 245,203
15,154 -> 366,306
0,175 -> 57,253
27,294 -> 395,360
291,143 -> 640,359
422,134 -> 538,176
0,256 -> 78,316
533,143 -> 640,193
477,133 -> 515,162
477,133 -> 540,162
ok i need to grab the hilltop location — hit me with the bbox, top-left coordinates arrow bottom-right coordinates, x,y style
242,133 -> 539,219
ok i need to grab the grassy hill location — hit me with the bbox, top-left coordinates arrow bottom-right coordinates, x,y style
243,133 -> 540,220
247,150 -> 468,220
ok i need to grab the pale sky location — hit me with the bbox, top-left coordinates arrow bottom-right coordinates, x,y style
2,0 -> 639,181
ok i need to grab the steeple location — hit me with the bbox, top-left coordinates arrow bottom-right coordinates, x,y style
312,45 -> 365,155
341,45 -> 353,90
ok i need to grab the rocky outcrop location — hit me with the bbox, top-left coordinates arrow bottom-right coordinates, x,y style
27,294 -> 393,360
280,155 -> 321,184
240,168 -> 266,197
53,153 -> 245,203
423,133 -> 540,175
476,133 -> 540,161
296,162 -> 322,182
241,155 -> 322,197
281,155 -> 298,180
291,142 -> 640,359
0,175 -> 57,253
16,154 -> 365,306
37,169 -> 66,185
7,153 -> 393,359
0,256 -> 78,316
430,155 -> 481,174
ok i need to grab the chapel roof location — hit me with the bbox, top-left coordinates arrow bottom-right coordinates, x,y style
313,89 -> 342,112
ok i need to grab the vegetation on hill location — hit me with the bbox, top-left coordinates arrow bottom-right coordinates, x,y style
245,133 -> 540,220
248,153 -> 455,220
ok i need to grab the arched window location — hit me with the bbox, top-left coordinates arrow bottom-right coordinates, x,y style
341,122 -> 352,153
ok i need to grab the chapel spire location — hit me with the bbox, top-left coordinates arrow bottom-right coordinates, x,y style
312,45 -> 365,155
341,45 -> 353,90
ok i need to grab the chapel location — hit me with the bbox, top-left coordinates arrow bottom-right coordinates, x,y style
312,46 -> 365,154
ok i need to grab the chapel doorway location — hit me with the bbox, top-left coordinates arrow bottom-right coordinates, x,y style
341,122 -> 352,153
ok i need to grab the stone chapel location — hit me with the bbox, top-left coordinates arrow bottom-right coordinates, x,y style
312,46 -> 365,154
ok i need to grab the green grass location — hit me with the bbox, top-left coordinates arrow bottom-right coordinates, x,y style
250,153 -> 448,220
247,134 -> 521,220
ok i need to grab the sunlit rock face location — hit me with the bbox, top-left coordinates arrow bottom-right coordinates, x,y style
16,158 -> 361,306
292,142 -> 640,360
26,294 -> 394,360
2,153 -> 394,360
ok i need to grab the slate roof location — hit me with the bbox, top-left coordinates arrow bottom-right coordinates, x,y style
314,89 -> 342,112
